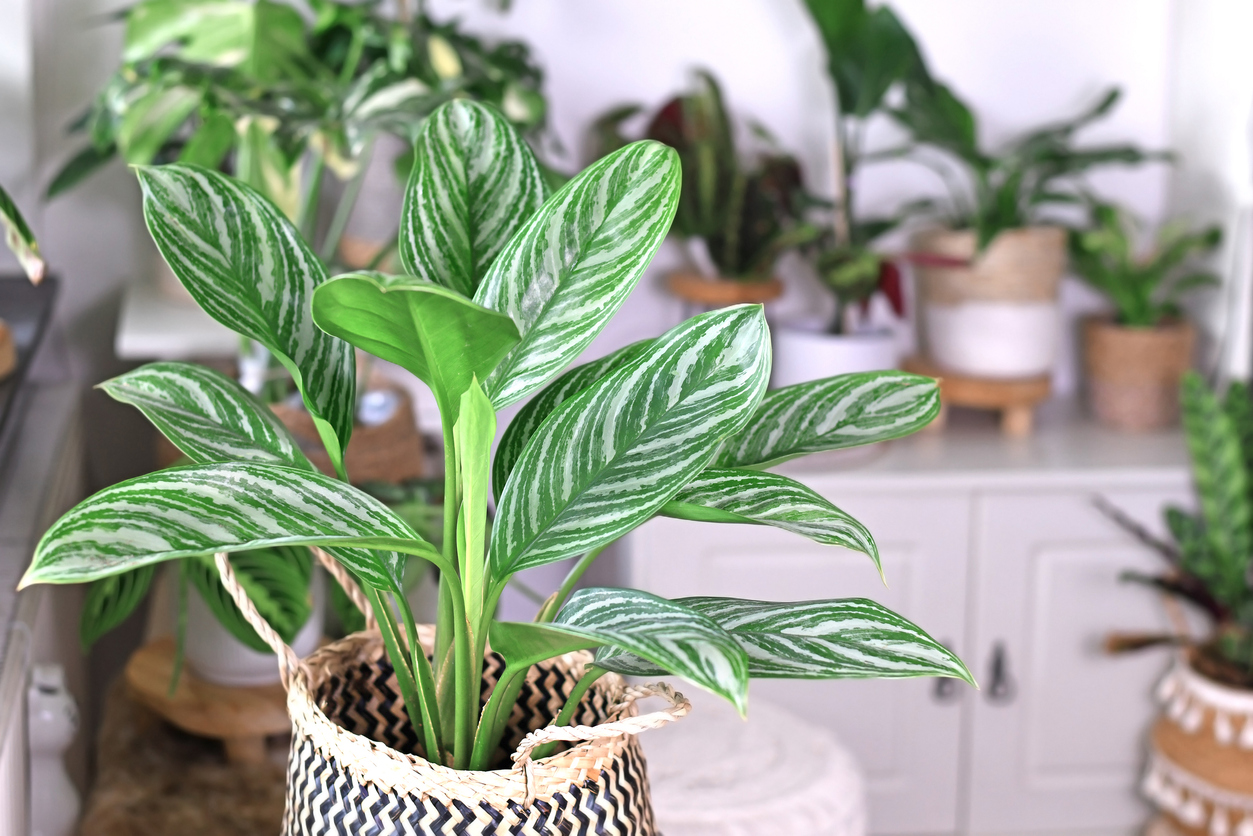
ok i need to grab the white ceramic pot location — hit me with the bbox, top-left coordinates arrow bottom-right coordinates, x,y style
772,320 -> 897,388
923,301 -> 1059,378
185,569 -> 325,687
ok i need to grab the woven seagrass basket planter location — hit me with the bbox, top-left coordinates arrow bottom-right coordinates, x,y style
1142,657 -> 1253,835
214,553 -> 688,836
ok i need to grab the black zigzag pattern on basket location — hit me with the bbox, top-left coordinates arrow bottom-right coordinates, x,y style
282,730 -> 657,835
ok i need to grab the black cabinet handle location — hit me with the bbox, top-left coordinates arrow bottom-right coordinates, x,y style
987,642 -> 1016,705
931,639 -> 962,704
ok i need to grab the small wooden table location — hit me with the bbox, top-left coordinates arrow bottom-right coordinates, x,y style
903,355 -> 1051,437
125,638 -> 290,764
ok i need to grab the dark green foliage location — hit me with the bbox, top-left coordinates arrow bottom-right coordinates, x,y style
185,546 -> 314,653
80,566 -> 157,650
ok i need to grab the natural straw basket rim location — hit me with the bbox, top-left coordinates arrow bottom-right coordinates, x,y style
211,550 -> 690,804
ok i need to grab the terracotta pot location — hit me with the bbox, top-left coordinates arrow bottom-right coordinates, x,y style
913,227 -> 1066,378
1082,318 -> 1194,432
271,385 -> 424,484
1143,658 -> 1253,834
667,271 -> 783,307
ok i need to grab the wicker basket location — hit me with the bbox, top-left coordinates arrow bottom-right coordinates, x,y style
211,552 -> 689,836
1082,317 -> 1194,432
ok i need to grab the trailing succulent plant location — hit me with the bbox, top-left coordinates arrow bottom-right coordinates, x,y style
1101,373 -> 1253,686
24,99 -> 972,770
1069,203 -> 1221,328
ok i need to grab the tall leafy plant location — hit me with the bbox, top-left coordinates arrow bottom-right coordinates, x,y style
1070,203 -> 1220,328
24,100 -> 971,771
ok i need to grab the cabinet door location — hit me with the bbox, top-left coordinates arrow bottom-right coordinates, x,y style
625,489 -> 971,835
966,485 -> 1191,833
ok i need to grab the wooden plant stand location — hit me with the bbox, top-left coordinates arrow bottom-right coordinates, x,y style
903,355 -> 1051,438
667,272 -> 783,307
0,319 -> 14,380
125,638 -> 290,765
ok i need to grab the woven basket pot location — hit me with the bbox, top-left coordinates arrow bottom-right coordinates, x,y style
1142,657 -> 1253,835
212,552 -> 689,836
913,227 -> 1066,379
1082,317 -> 1194,432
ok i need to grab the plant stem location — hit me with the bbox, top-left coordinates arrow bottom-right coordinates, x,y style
319,141 -> 373,265
538,546 -> 605,622
395,587 -> 445,763
298,154 -> 326,245
470,664 -> 524,770
528,666 -> 606,761
366,586 -> 442,761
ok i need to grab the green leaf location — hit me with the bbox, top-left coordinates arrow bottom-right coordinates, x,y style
178,110 -> 236,169
475,140 -> 681,408
136,164 -> 355,472
22,462 -> 440,591
98,362 -> 312,470
489,305 -> 771,582
662,469 -> 880,576
492,339 -> 652,501
311,272 -> 518,426
117,85 -> 201,165
186,546 -> 312,652
455,379 -> 495,629
80,566 -> 157,650
548,587 -> 750,712
678,597 -> 973,682
398,99 -> 546,297
47,144 -> 117,200
716,371 -> 940,469
0,182 -> 45,283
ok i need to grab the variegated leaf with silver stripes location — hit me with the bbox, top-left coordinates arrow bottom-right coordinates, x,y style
489,305 -> 771,581
492,339 -> 652,501
136,164 -> 356,468
662,469 -> 880,575
99,361 -> 312,470
715,371 -> 940,469
475,140 -> 680,409
554,587 -> 750,712
21,462 -> 438,591
398,100 -> 546,297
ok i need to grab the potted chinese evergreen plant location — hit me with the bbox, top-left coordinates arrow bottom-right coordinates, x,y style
896,79 -> 1164,378
1071,203 -> 1220,431
592,71 -> 811,308
1100,374 -> 1253,833
23,100 -> 971,833
773,0 -> 923,387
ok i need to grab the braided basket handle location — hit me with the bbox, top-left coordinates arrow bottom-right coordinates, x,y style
310,547 -> 378,632
213,552 -> 302,688
510,681 -> 690,769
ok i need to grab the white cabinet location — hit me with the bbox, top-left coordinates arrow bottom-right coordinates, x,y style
622,410 -> 1191,835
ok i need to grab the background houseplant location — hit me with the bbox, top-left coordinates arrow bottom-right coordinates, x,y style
897,78 -> 1163,379
592,70 -> 811,308
1071,203 -> 1220,431
23,99 -> 971,830
1101,373 -> 1253,831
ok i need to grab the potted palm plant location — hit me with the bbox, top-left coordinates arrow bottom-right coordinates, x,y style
22,100 -> 972,832
592,71 -> 811,308
1100,373 -> 1253,833
1071,203 -> 1220,431
896,78 -> 1164,378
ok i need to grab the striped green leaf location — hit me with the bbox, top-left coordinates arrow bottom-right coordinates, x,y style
716,371 -> 940,469
311,272 -> 519,426
492,339 -> 652,501
0,182 -> 45,284
475,140 -> 680,408
79,566 -> 157,650
606,597 -> 973,683
554,587 -> 749,712
398,100 -> 546,297
186,546 -> 312,653
662,469 -> 880,575
489,305 -> 771,582
136,164 -> 355,472
22,462 -> 441,591
99,361 -> 312,470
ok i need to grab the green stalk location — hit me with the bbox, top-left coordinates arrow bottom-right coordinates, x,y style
338,27 -> 366,86
298,154 -> 326,245
529,666 -> 607,761
470,664 -> 526,770
433,575 -> 456,744
395,587 -> 445,762
367,586 -> 442,763
169,561 -> 190,696
319,141 -> 374,265
538,546 -> 605,622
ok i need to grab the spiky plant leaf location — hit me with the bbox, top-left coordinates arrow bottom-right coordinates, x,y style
716,371 -> 940,469
492,339 -> 652,501
662,469 -> 880,575
600,597 -> 973,683
311,272 -> 519,426
136,164 -> 355,472
489,306 -> 770,582
475,140 -> 680,408
22,462 -> 441,591
398,99 -> 546,296
185,546 -> 312,652
0,182 -> 45,283
79,566 -> 157,650
99,362 -> 312,470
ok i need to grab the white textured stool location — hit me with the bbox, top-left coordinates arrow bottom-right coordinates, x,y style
641,690 -> 867,836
